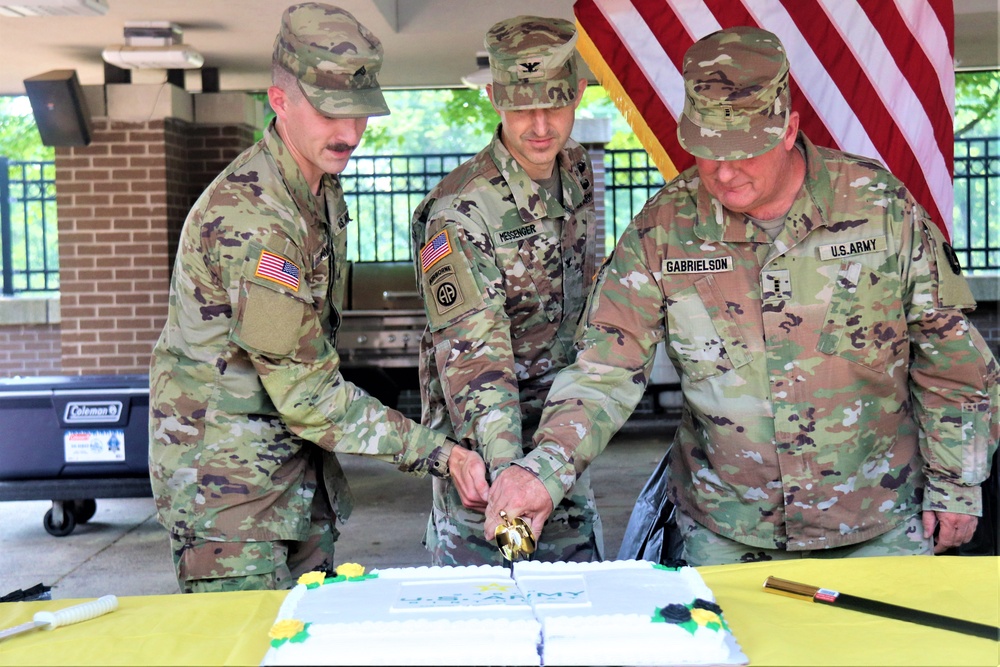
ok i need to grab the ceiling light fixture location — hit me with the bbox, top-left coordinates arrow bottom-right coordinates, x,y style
102,20 -> 204,70
461,52 -> 491,89
0,0 -> 107,17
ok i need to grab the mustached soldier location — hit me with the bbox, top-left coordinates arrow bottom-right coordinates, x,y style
150,3 -> 487,593
411,15 -> 603,565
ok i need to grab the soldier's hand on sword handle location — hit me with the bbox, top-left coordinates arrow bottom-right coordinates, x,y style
484,465 -> 553,541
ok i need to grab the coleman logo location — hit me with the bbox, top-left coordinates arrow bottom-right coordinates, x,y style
64,401 -> 122,424
662,256 -> 734,274
818,236 -> 887,261
495,224 -> 540,246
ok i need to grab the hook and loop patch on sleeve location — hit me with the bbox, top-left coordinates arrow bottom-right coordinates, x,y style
419,227 -> 485,330
231,242 -> 310,357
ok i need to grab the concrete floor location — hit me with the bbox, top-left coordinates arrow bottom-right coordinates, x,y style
0,423 -> 672,600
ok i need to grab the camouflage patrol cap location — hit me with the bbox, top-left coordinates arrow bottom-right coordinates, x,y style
274,3 -> 389,118
678,26 -> 790,160
486,15 -> 580,111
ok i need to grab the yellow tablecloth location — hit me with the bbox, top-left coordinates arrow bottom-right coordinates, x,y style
0,555 -> 996,666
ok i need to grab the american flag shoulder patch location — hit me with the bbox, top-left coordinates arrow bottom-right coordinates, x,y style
420,230 -> 453,272
255,249 -> 301,291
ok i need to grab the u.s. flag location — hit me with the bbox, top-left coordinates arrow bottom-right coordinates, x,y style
421,230 -> 453,272
255,250 -> 301,291
574,0 -> 954,236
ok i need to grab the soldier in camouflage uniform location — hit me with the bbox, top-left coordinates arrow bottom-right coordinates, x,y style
149,3 -> 487,594
486,26 -> 999,565
411,16 -> 603,565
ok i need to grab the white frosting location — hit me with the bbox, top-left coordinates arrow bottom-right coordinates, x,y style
513,560 -> 741,666
261,561 -> 747,666
262,565 -> 540,666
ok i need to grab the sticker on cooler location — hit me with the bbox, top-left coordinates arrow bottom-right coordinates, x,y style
64,430 -> 126,463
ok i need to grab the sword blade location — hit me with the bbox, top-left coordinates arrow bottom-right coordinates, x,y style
0,620 -> 47,641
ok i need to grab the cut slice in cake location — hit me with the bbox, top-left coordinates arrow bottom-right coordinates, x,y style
512,559 -> 748,666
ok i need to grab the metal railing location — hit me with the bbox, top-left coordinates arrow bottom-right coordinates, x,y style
340,153 -> 472,262
604,149 -> 664,252
0,157 -> 58,295
1,143 -> 997,294
954,136 -> 1000,273
338,149 -> 668,262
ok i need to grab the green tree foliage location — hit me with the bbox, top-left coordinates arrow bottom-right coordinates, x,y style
358,85 -> 640,154
360,88 -> 495,153
0,96 -> 53,160
955,70 -> 999,137
577,86 -> 643,149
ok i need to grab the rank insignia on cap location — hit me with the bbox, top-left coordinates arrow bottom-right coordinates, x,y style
517,59 -> 544,79
420,230 -> 453,272
255,250 -> 301,291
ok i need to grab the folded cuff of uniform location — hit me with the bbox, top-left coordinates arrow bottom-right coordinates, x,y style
512,444 -> 577,508
922,476 -> 983,516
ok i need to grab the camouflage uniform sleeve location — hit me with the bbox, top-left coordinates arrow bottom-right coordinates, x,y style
415,206 -> 524,476
904,205 -> 1000,516
228,230 -> 452,478
514,221 -> 665,506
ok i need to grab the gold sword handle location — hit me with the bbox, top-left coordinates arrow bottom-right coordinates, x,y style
763,576 -> 822,602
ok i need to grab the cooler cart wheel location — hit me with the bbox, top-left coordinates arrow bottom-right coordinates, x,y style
71,499 -> 98,524
43,503 -> 77,537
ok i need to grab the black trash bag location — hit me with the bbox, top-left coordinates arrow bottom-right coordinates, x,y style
617,447 -> 679,563
0,583 -> 51,603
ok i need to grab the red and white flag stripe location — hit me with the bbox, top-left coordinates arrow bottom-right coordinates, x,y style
574,0 -> 954,235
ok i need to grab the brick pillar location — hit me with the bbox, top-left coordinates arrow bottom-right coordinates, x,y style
54,118 -> 182,374
52,86 -> 258,376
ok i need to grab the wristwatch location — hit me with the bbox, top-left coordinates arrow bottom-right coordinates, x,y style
429,439 -> 457,479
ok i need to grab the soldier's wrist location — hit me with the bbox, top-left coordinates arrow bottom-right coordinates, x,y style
429,438 -> 459,479
487,459 -> 514,483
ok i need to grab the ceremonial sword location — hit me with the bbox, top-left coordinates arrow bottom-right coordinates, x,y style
764,576 -> 998,640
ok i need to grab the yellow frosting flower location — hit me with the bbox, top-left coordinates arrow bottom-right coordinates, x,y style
269,619 -> 305,640
690,607 -> 721,627
337,562 -> 366,578
297,571 -> 326,587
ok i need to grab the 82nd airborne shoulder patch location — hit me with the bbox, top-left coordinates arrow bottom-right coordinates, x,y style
426,263 -> 465,317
